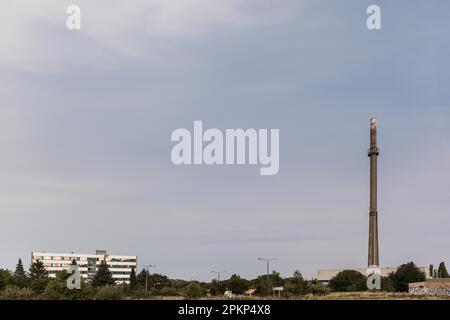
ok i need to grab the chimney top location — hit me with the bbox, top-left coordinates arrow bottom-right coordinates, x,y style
370,117 -> 377,129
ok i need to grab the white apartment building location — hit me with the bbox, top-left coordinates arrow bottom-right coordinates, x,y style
31,250 -> 137,284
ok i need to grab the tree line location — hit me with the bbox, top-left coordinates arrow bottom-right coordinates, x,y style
0,259 -> 448,299
328,261 -> 449,292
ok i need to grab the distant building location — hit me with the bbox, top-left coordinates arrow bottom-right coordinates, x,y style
31,250 -> 137,284
409,279 -> 450,296
317,267 -> 430,285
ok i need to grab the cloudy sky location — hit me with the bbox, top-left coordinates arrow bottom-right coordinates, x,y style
1,0 -> 450,280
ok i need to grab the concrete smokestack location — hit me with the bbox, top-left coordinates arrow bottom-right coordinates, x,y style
368,118 -> 379,267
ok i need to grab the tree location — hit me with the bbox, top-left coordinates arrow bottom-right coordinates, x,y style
0,269 -> 14,291
14,258 -> 28,288
137,268 -> 148,288
14,259 -> 26,278
207,279 -> 225,296
42,270 -> 71,299
389,262 -> 425,292
29,260 -> 48,280
328,270 -> 367,292
129,268 -> 138,289
184,282 -> 204,299
284,270 -> 308,296
149,273 -> 171,288
223,274 -> 250,295
92,260 -> 115,287
429,264 -> 434,278
381,276 -> 395,292
251,271 -> 284,296
28,260 -> 49,293
438,262 -> 450,278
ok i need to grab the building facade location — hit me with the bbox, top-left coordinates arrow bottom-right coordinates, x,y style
409,279 -> 450,296
31,250 -> 137,284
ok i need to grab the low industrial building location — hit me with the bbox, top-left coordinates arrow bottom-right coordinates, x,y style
409,279 -> 450,296
317,267 -> 430,285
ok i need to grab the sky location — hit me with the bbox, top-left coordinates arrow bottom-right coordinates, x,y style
1,0 -> 450,281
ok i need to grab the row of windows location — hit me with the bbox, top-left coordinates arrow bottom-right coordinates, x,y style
33,256 -> 136,263
45,263 -> 72,268
48,270 -> 91,275
109,258 -> 137,263
34,256 -> 88,261
111,271 -> 132,275
107,264 -> 136,269
42,262 -> 135,269
48,270 -> 132,276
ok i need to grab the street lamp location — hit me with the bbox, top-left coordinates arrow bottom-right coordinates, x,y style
258,257 -> 277,296
211,270 -> 227,282
143,264 -> 156,294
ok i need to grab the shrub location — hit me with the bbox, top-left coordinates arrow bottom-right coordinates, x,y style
283,271 -> 308,296
41,278 -> 95,300
0,269 -> 14,290
160,287 -> 180,296
0,286 -> 33,300
389,262 -> 426,292
94,285 -> 125,300
381,276 -> 395,292
41,279 -> 65,300
30,278 -> 50,294
306,283 -> 331,295
329,270 -> 367,292
184,282 -> 204,299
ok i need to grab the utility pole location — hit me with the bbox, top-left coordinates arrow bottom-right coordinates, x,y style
144,264 -> 156,294
258,257 -> 277,296
211,270 -> 227,282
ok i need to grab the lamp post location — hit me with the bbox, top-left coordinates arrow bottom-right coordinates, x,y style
211,270 -> 227,282
144,264 -> 156,294
258,257 -> 277,296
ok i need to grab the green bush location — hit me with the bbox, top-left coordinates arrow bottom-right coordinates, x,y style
381,276 -> 395,292
94,285 -> 125,300
31,278 -> 50,294
184,282 -> 204,299
160,287 -> 180,296
329,270 -> 367,292
283,271 -> 308,296
388,262 -> 426,292
223,274 -> 250,295
306,283 -> 331,295
41,278 -> 96,300
0,286 -> 33,300
0,269 -> 14,290
128,288 -> 148,298
41,279 -> 65,300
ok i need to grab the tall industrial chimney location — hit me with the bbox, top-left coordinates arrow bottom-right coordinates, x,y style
368,118 -> 379,267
